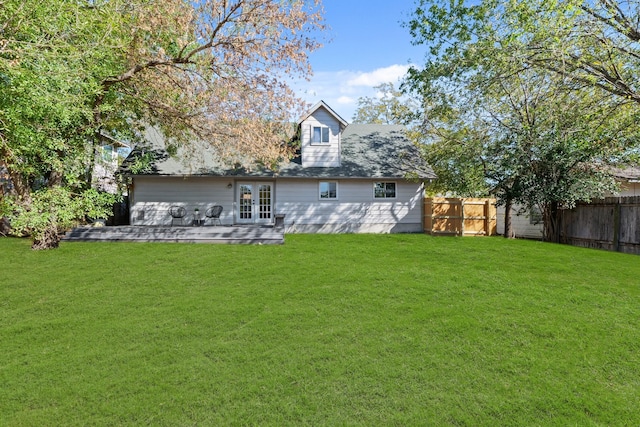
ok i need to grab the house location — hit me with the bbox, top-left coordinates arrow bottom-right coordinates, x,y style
612,166 -> 640,196
121,101 -> 435,233
94,133 -> 132,194
496,204 -> 544,239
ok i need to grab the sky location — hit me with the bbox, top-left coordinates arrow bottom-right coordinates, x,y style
291,0 -> 427,122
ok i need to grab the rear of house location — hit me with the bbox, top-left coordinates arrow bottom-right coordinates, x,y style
122,101 -> 435,233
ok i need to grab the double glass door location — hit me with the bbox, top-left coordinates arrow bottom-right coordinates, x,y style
237,182 -> 273,224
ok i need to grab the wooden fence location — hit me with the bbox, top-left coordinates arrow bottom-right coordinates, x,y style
560,196 -> 640,255
424,198 -> 497,236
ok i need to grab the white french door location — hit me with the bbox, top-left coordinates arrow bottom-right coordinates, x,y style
237,182 -> 273,224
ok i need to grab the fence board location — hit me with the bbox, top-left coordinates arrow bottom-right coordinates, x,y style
424,198 -> 496,236
560,196 -> 640,254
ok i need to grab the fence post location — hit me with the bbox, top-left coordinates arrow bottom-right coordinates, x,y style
613,200 -> 621,253
424,198 -> 432,234
460,200 -> 465,237
485,200 -> 488,236
484,200 -> 489,236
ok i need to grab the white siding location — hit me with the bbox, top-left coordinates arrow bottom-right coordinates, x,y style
131,176 -> 234,226
131,176 -> 425,232
300,107 -> 341,167
274,179 -> 424,233
618,181 -> 640,196
496,204 -> 543,239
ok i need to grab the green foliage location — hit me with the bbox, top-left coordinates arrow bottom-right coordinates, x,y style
405,0 -> 640,239
126,152 -> 156,175
0,0 -> 133,249
416,110 -> 492,197
1,0 -> 323,248
1,235 -> 639,424
4,188 -> 118,249
351,82 -> 417,125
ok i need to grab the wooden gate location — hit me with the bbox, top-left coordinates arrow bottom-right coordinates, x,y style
424,198 -> 497,236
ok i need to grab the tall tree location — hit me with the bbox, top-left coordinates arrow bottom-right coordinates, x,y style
0,0 -> 324,249
405,0 -> 640,240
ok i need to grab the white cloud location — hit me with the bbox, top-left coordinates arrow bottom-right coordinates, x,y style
290,64 -> 414,121
346,64 -> 411,87
336,96 -> 355,105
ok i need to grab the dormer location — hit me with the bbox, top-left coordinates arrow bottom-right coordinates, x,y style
297,101 -> 348,168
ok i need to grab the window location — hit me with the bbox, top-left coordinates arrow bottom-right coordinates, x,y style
374,182 -> 396,199
529,206 -> 543,225
319,181 -> 338,199
312,126 -> 330,143
100,145 -> 114,162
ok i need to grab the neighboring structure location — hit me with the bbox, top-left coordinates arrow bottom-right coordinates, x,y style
121,101 -> 435,233
496,166 -> 640,239
612,166 -> 640,196
496,204 -> 544,239
94,133 -> 132,194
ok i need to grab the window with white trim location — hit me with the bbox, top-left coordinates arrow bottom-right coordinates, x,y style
319,181 -> 338,199
374,182 -> 396,199
312,126 -> 330,144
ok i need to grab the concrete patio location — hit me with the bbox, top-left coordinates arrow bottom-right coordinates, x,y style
62,225 -> 284,244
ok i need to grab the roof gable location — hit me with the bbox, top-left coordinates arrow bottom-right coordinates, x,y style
297,100 -> 348,131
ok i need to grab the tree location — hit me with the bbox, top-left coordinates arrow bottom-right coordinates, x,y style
482,72 -> 636,241
405,0 -> 640,240
417,73 -> 637,240
352,82 -> 417,125
0,0 -> 324,249
512,0 -> 640,104
407,0 -> 640,105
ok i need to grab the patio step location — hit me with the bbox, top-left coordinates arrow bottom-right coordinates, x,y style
62,225 -> 284,244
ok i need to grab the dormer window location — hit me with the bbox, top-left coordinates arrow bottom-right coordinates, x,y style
312,126 -> 330,144
298,101 -> 348,167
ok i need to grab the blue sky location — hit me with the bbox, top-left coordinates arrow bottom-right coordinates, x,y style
291,0 -> 426,121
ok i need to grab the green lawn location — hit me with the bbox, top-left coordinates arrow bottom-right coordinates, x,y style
1,235 -> 639,425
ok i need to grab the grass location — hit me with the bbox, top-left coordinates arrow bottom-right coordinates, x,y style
1,234 -> 639,426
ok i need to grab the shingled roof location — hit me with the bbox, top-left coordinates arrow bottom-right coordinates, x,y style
612,166 -> 640,182
121,124 -> 435,180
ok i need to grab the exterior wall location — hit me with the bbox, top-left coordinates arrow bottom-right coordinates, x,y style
130,176 -> 235,226
300,106 -> 341,168
274,179 -> 424,233
496,204 -> 543,239
618,181 -> 640,197
130,176 -> 425,233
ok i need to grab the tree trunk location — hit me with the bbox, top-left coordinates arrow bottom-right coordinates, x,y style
503,195 -> 514,238
31,225 -> 61,250
543,201 -> 560,243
